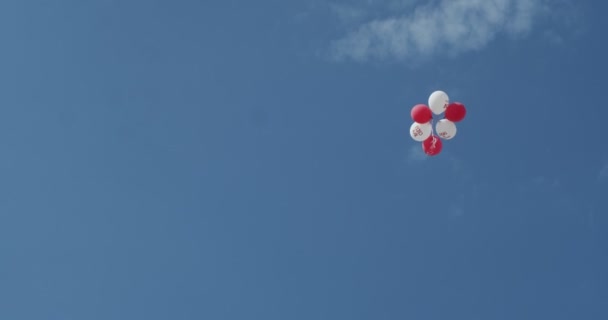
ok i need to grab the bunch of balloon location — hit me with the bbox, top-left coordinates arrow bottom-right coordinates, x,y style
409,90 -> 467,156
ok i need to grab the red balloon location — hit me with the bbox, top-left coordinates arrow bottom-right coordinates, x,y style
422,135 -> 443,156
411,104 -> 432,123
445,102 -> 466,122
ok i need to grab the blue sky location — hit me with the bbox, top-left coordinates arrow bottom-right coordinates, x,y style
0,0 -> 606,319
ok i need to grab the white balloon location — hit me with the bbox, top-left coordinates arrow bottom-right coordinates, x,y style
435,119 -> 457,139
428,90 -> 449,115
410,122 -> 432,142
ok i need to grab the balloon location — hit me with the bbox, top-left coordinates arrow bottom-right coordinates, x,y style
409,122 -> 432,142
428,90 -> 449,115
410,104 -> 432,124
445,102 -> 466,122
422,135 -> 442,156
435,119 -> 457,140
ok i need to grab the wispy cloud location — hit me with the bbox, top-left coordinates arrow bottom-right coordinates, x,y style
519,175 -> 560,193
449,204 -> 464,217
328,0 -> 420,26
407,145 -> 427,162
329,3 -> 368,25
599,163 -> 608,181
328,0 -> 570,62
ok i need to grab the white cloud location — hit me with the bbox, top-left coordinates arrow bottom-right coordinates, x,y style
328,0 -> 563,62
